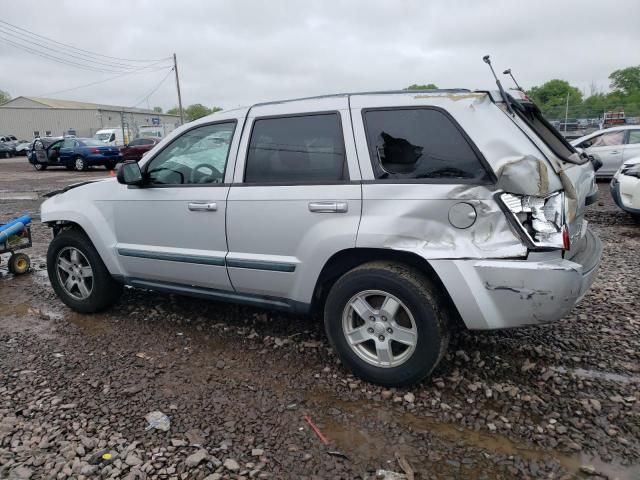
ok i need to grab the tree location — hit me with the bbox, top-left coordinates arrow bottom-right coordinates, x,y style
526,79 -> 583,118
405,83 -> 438,90
152,106 -> 163,113
166,104 -> 222,121
609,66 -> 640,95
0,89 -> 10,105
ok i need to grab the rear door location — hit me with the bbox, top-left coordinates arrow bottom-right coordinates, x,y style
58,138 -> 77,164
623,129 -> 640,162
226,98 -> 361,306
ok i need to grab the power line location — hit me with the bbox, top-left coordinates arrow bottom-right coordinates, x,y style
0,19 -> 169,64
130,68 -> 175,108
0,25 -> 167,72
35,63 -> 173,98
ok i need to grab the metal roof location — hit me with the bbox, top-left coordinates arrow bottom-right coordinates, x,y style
0,96 -> 178,116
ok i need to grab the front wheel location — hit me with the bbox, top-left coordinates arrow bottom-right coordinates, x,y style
47,229 -> 123,313
8,252 -> 30,275
324,261 -> 450,386
73,156 -> 87,171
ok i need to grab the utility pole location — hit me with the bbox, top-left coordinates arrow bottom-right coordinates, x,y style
120,110 -> 126,145
173,53 -> 184,125
564,91 -> 569,134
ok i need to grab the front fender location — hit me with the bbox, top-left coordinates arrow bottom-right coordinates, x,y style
41,194 -> 123,276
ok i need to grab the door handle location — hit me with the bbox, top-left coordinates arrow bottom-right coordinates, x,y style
308,201 -> 348,213
188,202 -> 217,212
610,150 -> 619,154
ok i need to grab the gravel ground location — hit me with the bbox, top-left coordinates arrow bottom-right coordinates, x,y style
0,158 -> 639,480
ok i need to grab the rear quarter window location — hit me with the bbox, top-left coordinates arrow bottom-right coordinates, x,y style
363,108 -> 492,182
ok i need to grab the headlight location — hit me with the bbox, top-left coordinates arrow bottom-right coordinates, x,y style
497,191 -> 568,250
621,164 -> 640,178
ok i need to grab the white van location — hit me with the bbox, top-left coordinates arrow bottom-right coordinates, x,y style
94,127 -> 131,146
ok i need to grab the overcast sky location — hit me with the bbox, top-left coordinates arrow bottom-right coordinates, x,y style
1,0 -> 639,111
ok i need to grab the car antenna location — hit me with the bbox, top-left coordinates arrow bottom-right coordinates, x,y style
482,55 -> 514,114
503,68 -> 524,92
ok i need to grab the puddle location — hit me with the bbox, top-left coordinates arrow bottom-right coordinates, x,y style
304,391 -> 639,479
0,192 -> 39,200
551,366 -> 640,384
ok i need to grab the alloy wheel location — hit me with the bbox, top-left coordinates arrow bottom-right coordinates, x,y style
55,247 -> 94,300
341,289 -> 418,368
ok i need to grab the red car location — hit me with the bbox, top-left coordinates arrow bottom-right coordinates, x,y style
120,137 -> 161,161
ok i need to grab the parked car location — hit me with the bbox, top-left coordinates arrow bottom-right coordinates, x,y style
0,135 -> 18,147
29,137 -> 121,171
0,142 -> 14,158
571,126 -> 640,177
610,157 -> 640,220
41,89 -> 601,386
120,137 -> 161,161
558,118 -> 579,131
14,140 -> 32,156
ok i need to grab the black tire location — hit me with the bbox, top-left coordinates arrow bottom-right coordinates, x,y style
73,156 -> 87,171
47,229 -> 123,313
324,261 -> 450,387
8,252 -> 30,275
104,161 -> 116,171
33,162 -> 47,171
3,152 -> 9,158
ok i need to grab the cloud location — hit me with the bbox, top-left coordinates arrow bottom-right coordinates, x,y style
1,0 -> 638,110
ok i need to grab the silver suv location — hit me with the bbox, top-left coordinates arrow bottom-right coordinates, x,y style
41,89 -> 602,386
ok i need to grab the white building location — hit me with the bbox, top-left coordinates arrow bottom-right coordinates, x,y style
0,96 -> 180,140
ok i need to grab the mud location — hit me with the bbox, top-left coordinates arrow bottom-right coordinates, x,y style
0,161 -> 639,479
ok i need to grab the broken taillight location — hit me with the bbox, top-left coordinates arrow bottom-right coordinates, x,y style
498,191 -> 567,250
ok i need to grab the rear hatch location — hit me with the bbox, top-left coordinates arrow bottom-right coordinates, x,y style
505,93 -> 597,255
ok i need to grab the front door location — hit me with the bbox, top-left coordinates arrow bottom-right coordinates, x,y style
226,101 -> 362,306
585,130 -> 626,176
107,121 -> 239,291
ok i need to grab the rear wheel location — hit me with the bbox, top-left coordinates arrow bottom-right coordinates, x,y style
47,229 -> 122,312
324,261 -> 450,386
74,156 -> 86,171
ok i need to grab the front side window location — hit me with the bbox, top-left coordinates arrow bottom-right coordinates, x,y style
364,108 -> 491,181
589,131 -> 625,148
244,113 -> 347,183
146,122 -> 235,185
627,130 -> 640,145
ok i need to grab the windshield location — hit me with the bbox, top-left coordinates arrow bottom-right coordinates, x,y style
94,133 -> 112,141
512,100 -> 583,164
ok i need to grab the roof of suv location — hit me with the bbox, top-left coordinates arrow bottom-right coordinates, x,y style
252,88 -> 471,107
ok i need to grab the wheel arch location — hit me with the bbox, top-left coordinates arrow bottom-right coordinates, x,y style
311,248 -> 464,328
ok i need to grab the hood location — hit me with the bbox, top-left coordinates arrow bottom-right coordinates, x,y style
43,178 -> 111,198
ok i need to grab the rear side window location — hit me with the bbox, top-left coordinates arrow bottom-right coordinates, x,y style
628,130 -> 640,144
244,113 -> 347,183
363,108 -> 491,182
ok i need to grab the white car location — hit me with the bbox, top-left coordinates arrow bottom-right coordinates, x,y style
611,157 -> 640,219
571,126 -> 640,177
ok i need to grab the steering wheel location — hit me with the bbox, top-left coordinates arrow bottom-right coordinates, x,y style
189,163 -> 221,184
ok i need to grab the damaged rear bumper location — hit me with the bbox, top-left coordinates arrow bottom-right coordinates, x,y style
429,228 -> 602,330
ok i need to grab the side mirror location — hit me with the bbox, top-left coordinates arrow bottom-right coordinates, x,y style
117,161 -> 144,185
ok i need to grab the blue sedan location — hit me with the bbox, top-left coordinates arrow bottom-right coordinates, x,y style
29,137 -> 122,171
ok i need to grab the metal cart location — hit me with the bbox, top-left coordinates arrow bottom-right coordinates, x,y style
0,215 -> 32,275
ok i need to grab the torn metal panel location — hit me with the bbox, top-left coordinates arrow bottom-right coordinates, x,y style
494,154 -> 562,196
358,184 -> 527,259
